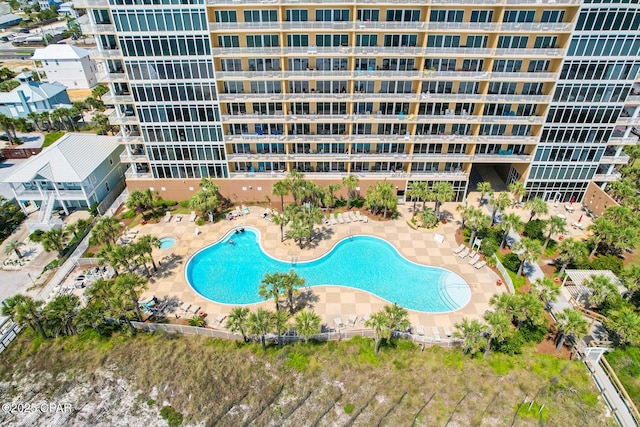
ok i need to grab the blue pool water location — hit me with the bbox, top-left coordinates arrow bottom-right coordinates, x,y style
185,228 -> 471,313
159,237 -> 176,249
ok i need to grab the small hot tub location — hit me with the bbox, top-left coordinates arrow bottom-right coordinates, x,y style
159,237 -> 176,249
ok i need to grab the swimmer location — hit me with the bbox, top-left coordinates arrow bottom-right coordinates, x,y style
229,239 -> 235,245
240,228 -> 245,233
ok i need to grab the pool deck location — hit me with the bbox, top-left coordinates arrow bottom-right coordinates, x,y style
139,202 -> 505,333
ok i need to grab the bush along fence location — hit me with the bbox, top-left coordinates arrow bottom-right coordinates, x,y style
131,321 -> 461,348
492,254 -> 515,294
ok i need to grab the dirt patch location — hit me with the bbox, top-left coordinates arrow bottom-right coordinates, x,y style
535,313 -> 571,359
67,89 -> 92,102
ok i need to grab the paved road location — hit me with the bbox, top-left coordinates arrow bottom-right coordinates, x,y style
0,133 -> 45,200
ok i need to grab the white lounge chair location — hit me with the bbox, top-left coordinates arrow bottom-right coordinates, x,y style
361,314 -> 371,323
416,325 -> 425,336
189,211 -> 197,222
458,248 -> 470,258
175,215 -> 182,222
442,326 -> 452,338
474,260 -> 487,269
344,212 -> 351,223
189,305 -> 200,315
431,327 -> 441,342
347,315 -> 358,326
467,254 -> 481,265
349,211 -> 358,222
334,317 -> 345,329
180,302 -> 190,313
216,313 -> 227,325
452,244 -> 465,254
361,215 -> 369,223
235,206 -> 243,217
337,213 -> 345,224
164,211 -> 172,222
330,214 -> 338,225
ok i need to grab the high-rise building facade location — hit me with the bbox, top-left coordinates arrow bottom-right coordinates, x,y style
79,0 -> 639,203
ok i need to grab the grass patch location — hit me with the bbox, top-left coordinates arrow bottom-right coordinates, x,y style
605,346 -> 640,407
515,401 -> 549,422
343,403 -> 354,414
42,131 -> 65,148
285,351 -> 309,372
505,269 -> 527,291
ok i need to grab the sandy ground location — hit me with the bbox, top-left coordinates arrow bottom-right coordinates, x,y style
67,89 -> 92,102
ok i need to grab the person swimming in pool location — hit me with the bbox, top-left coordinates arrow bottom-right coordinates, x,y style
229,239 -> 234,245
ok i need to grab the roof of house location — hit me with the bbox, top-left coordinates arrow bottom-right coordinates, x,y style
3,133 -> 121,184
0,14 -> 22,26
32,44 -> 90,60
0,81 -> 67,104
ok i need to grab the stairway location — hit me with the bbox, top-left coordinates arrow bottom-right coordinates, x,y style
38,192 -> 56,224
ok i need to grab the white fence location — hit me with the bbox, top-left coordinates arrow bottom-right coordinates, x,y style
130,321 -> 460,348
493,254 -> 515,293
0,318 -> 21,354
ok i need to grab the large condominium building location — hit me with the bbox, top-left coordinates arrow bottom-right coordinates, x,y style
78,0 -> 640,204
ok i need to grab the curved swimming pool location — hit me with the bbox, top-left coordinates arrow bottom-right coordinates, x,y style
185,227 -> 471,313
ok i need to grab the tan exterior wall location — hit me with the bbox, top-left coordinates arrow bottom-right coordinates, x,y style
583,181 -> 619,217
126,177 -> 407,206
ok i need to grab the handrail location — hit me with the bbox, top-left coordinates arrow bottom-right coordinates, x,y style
600,356 -> 640,426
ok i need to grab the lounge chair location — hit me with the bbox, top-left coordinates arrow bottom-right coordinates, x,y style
189,211 -> 197,222
349,211 -> 357,222
361,215 -> 369,223
458,248 -> 470,258
474,260 -> 487,269
188,305 -> 200,315
452,244 -> 465,254
467,254 -> 480,265
330,214 -> 338,225
164,211 -> 172,222
431,326 -> 441,341
235,206 -> 243,217
242,205 -> 250,214
175,215 -> 182,222
442,326 -> 452,338
347,315 -> 358,326
361,314 -> 371,323
334,317 -> 345,329
216,313 -> 227,325
344,212 -> 351,223
323,216 -> 331,226
337,213 -> 345,224
180,302 -> 190,313
355,211 -> 363,221
416,325 -> 425,336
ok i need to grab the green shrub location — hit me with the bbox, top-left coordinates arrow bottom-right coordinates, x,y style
523,219 -> 545,241
590,254 -> 623,275
501,253 -> 521,273
493,331 -> 526,356
85,251 -> 94,258
178,200 -> 190,208
343,403 -> 354,414
154,199 -> 178,208
159,406 -> 183,427
146,399 -> 155,406
350,198 -> 365,208
480,239 -> 499,257
519,321 -> 548,344
43,259 -> 59,272
29,229 -> 44,243
195,217 -> 205,226
419,208 -> 439,228
120,210 -> 136,219
89,203 -> 99,217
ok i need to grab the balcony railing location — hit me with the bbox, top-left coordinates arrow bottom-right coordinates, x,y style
592,172 -> 622,182
224,133 -> 538,145
609,135 -> 639,145
626,95 -> 640,105
108,111 -> 139,125
73,0 -> 108,6
102,93 -> 134,104
208,0 -> 580,6
119,152 -> 149,164
125,166 -> 153,179
80,23 -> 115,35
600,155 -> 630,165
221,113 -> 545,124
227,170 -> 469,181
13,188 -> 86,199
89,48 -> 122,60
616,116 -> 640,126
96,72 -> 127,83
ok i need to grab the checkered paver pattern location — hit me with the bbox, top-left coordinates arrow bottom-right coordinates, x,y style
136,202 -> 506,334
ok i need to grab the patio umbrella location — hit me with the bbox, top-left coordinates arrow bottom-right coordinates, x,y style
578,215 -> 583,223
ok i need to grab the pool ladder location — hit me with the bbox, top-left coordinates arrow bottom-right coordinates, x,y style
291,255 -> 298,266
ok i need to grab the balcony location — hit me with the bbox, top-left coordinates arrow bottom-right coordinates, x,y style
473,153 -> 533,163
609,135 -> 639,145
125,166 -> 153,180
490,71 -> 558,82
616,116 -> 640,126
592,172 -> 622,182
80,23 -> 115,35
484,94 -> 551,103
108,111 -> 139,125
625,94 -> 640,105
600,155 -> 630,165
74,0 -> 108,6
227,170 -> 469,181
102,93 -> 134,104
89,48 -> 122,60
96,72 -> 127,84
120,152 -> 149,164
494,48 -> 565,58
480,115 -> 545,124
13,188 -> 86,199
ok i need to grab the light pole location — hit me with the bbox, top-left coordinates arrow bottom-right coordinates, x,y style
26,272 -> 35,286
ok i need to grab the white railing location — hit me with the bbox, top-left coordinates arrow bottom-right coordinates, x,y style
493,254 -> 515,294
0,318 -> 22,354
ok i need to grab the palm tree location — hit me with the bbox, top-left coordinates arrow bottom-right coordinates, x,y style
620,264 -> 640,301
0,114 -> 18,142
377,180 -> 397,219
554,308 -> 588,352
272,206 -> 291,243
342,174 -> 360,209
430,182 -> 455,219
286,170 -> 306,205
294,310 -> 321,342
456,203 -> 471,230
512,237 -> 542,277
489,191 -> 511,226
247,308 -> 276,352
587,217 -> 616,257
273,310 -> 290,347
556,238 -> 588,277
43,294 -> 80,337
113,273 -> 147,321
226,307 -> 250,341
483,311 -> 513,358
259,272 -> 285,312
524,197 -> 548,222
92,84 -> 109,99
365,311 -> 391,354
583,275 -> 618,307
189,189 -> 220,222
27,111 -> 44,131
531,277 -> 561,309
282,269 -> 305,314
136,234 -> 161,271
542,216 -> 567,251
383,303 -> 410,333
498,213 -> 524,250
323,183 -> 342,209
508,181 -> 527,206
189,315 -> 206,327
511,293 -> 547,330
4,239 -> 24,258
41,227 -> 69,257
407,181 -> 427,213
1,294 -> 47,339
454,318 -> 488,356
605,307 -> 640,346
126,189 -> 155,215
466,207 -> 491,250
91,216 -> 121,245
476,181 -> 493,206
